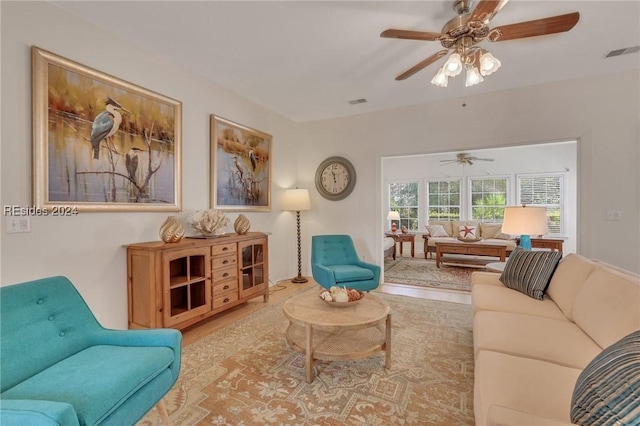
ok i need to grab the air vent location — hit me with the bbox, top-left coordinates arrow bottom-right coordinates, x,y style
606,45 -> 640,58
348,98 -> 367,105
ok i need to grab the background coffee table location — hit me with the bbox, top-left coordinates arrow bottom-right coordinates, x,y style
435,241 -> 506,268
283,290 -> 391,383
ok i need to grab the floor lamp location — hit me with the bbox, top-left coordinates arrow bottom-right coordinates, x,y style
502,205 -> 548,250
283,188 -> 311,283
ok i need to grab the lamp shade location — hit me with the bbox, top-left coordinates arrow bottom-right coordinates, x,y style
502,206 -> 548,236
387,211 -> 400,221
282,188 -> 311,211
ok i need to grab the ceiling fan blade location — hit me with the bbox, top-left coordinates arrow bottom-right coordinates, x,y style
396,50 -> 449,81
380,29 -> 442,41
468,0 -> 509,25
439,159 -> 459,165
487,12 -> 580,42
475,158 -> 495,162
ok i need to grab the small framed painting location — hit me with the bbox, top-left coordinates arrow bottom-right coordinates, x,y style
32,46 -> 182,212
210,115 -> 271,211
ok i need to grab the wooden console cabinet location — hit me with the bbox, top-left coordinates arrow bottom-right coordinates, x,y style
127,232 -> 269,330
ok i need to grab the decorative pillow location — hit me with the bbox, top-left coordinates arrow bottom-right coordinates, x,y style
428,220 -> 453,236
458,225 -> 478,240
571,330 -> 640,426
499,247 -> 562,300
425,224 -> 448,237
494,231 -> 514,240
480,223 -> 502,239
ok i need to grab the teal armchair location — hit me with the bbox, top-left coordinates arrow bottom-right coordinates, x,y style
311,235 -> 380,292
0,276 -> 181,425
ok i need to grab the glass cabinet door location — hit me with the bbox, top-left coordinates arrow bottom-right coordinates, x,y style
238,237 -> 267,298
163,247 -> 211,327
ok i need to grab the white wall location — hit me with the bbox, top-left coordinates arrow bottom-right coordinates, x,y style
2,2 -> 638,331
0,1 -> 302,328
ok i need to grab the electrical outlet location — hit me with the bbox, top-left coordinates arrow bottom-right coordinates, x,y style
605,210 -> 621,221
6,216 -> 31,233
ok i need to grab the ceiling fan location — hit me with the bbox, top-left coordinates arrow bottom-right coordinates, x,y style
440,153 -> 495,165
380,0 -> 580,85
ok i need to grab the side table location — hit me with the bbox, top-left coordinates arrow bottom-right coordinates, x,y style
385,232 -> 415,257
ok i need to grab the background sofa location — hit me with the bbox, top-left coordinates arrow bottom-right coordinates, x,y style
471,253 -> 640,426
0,276 -> 182,425
423,220 -> 517,258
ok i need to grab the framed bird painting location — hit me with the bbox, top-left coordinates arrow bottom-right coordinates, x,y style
31,46 -> 182,212
210,115 -> 272,212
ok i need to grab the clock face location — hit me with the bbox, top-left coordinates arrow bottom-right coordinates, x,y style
321,163 -> 350,194
315,157 -> 356,200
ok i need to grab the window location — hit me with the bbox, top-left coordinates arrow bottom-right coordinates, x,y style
518,175 -> 564,234
427,180 -> 461,221
389,181 -> 419,231
470,177 -> 507,222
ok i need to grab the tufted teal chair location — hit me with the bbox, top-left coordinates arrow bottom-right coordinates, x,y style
311,235 -> 380,291
0,276 -> 181,425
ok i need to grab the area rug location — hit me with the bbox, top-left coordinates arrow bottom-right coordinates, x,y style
384,258 -> 475,292
139,290 -> 474,425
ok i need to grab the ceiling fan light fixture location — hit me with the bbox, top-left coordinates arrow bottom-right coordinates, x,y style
431,67 -> 449,87
465,65 -> 484,87
443,52 -> 463,77
479,50 -> 501,76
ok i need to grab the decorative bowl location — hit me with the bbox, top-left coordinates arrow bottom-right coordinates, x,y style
319,288 -> 364,307
457,237 -> 484,243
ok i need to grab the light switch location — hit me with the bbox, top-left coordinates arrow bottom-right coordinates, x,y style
605,210 -> 621,221
5,216 -> 31,233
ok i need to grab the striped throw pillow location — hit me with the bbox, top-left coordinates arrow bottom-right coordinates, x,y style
571,330 -> 640,426
499,247 -> 562,300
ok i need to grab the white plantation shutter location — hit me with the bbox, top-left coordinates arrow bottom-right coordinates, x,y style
518,175 -> 564,234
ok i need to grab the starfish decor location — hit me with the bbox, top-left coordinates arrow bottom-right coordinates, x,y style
460,226 -> 476,238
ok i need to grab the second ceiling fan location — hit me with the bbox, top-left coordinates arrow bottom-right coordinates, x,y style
440,153 -> 495,166
381,0 -> 580,85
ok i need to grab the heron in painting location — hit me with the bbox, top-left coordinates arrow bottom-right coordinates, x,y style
233,156 -> 245,179
90,97 -> 128,160
126,147 -> 142,183
248,149 -> 257,171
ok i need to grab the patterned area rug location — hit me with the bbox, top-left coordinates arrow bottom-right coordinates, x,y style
139,289 -> 474,425
384,258 -> 475,292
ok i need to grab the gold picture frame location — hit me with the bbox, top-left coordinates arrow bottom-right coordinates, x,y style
32,46 -> 182,212
210,115 -> 272,211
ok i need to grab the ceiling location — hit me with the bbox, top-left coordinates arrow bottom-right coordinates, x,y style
51,1 -> 640,123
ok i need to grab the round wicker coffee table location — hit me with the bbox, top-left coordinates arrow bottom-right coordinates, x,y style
283,290 -> 391,383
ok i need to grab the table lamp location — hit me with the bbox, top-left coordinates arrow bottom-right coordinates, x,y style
502,205 -> 548,250
387,211 -> 400,232
282,188 -> 311,283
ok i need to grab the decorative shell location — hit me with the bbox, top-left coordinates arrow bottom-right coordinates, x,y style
159,216 -> 184,243
234,214 -> 251,234
189,209 -> 229,236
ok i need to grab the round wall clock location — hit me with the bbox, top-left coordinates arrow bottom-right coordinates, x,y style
315,156 -> 357,201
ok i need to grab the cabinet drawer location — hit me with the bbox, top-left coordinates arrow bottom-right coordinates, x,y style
212,265 -> 237,282
212,243 -> 237,256
212,253 -> 237,270
213,291 -> 239,309
213,279 -> 237,295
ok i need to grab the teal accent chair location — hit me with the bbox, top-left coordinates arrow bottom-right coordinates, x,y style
311,235 -> 381,292
0,276 -> 181,425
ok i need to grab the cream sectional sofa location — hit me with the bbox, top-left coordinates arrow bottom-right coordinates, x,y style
423,220 -> 517,258
471,253 -> 640,426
